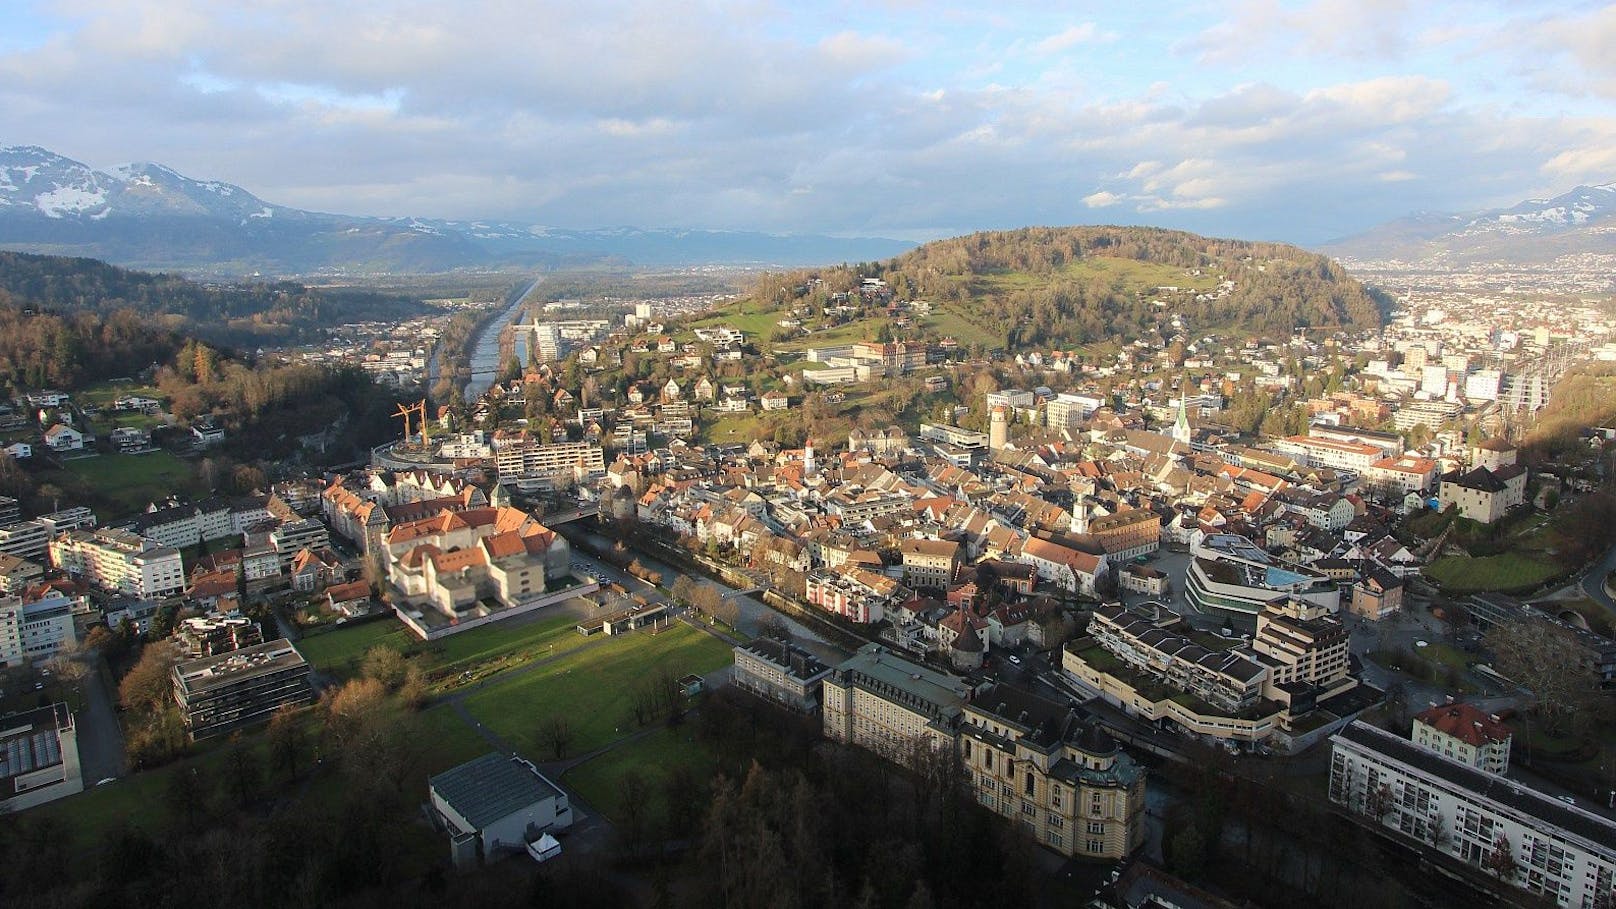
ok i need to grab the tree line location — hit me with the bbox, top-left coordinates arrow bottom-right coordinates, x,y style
0,250 -> 429,346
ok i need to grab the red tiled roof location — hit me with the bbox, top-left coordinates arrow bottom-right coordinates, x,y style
1414,703 -> 1511,747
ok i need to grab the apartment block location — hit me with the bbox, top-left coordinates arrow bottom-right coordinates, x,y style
49,528 -> 185,599
172,638 -> 314,739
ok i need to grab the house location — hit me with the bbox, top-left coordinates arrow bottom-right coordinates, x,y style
43,424 -> 84,452
289,547 -> 344,592
4,442 -> 31,460
325,580 -> 373,616
760,390 -> 789,411
192,424 -> 226,447
1018,537 -> 1106,596
1437,464 -> 1527,524
429,752 -> 573,868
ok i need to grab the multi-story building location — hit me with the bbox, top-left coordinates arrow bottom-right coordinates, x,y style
822,643 -> 973,762
494,440 -> 606,491
49,528 -> 185,599
383,506 -> 571,628
804,567 -> 905,624
1184,533 -> 1339,619
918,423 -> 990,450
1350,568 -> 1404,620
1272,435 -> 1382,473
732,637 -> 832,712
0,553 -> 44,594
0,593 -> 78,667
1438,464 -> 1527,524
0,520 -> 51,562
1412,702 -> 1512,774
1329,721 -> 1616,909
269,518 -> 331,568
1083,508 -> 1160,561
1364,456 -> 1439,497
1249,596 -> 1353,709
1083,605 -> 1267,713
172,638 -> 314,739
899,538 -> 962,591
961,685 -> 1147,860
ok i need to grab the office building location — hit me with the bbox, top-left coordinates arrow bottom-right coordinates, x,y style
732,637 -> 831,712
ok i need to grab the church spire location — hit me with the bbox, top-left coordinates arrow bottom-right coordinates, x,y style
1172,373 -> 1193,446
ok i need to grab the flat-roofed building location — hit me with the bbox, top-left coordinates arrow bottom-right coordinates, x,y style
494,440 -> 606,491
49,527 -> 184,599
172,638 -> 314,739
1250,596 -> 1353,709
1329,721 -> 1616,909
0,593 -> 78,667
1184,533 -> 1339,619
732,637 -> 831,712
960,685 -> 1147,859
1084,605 -> 1267,713
1272,435 -> 1382,473
175,614 -> 264,658
0,703 -> 81,811
822,643 -> 972,763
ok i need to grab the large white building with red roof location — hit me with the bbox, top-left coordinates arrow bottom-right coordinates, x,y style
382,506 -> 570,625
1412,702 -> 1513,774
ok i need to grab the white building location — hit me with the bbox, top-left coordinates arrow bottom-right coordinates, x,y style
1330,722 -> 1616,909
0,593 -> 78,667
1412,702 -> 1512,774
429,752 -> 573,868
49,528 -> 185,599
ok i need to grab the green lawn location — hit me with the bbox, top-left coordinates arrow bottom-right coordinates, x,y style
76,381 -> 166,409
688,306 -> 784,338
463,623 -> 731,757
704,411 -> 767,443
60,449 -> 200,517
924,301 -> 1005,349
296,610 -> 599,686
296,619 -> 419,675
1424,552 -> 1562,593
563,726 -> 717,823
417,703 -> 497,774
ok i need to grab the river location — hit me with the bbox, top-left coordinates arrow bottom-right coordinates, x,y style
463,276 -> 544,399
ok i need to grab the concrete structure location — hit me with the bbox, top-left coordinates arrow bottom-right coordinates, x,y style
172,638 -> 314,739
50,527 -> 185,599
1330,721 -> 1616,909
732,637 -> 831,712
961,685 -> 1147,859
1350,568 -> 1404,620
0,553 -> 44,594
1412,702 -> 1512,774
429,752 -> 573,868
989,405 -> 1009,451
0,704 -> 81,811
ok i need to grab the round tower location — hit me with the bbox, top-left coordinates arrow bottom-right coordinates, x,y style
990,405 -> 1009,450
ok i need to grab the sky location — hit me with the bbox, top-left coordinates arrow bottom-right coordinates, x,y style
2,0 -> 1614,245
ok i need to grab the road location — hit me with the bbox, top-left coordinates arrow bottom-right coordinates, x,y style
464,276 -> 544,399
73,657 -> 126,783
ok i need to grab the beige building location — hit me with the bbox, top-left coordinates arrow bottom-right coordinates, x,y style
1437,464 -> 1527,524
961,685 -> 1147,859
822,644 -> 971,762
1250,596 -> 1354,706
49,527 -> 185,599
898,538 -> 962,591
384,506 -> 570,623
1411,702 -> 1512,774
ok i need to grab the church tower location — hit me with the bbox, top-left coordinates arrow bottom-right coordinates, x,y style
1172,375 -> 1193,446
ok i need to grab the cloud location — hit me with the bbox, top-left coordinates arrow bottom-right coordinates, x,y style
0,1 -> 1608,245
1032,23 -> 1100,55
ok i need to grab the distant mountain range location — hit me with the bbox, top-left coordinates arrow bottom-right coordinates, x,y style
0,145 -> 914,275
1320,182 -> 1616,265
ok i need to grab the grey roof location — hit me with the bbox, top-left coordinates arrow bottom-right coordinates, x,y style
430,752 -> 563,830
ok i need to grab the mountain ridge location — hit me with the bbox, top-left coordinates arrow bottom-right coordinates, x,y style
1320,182 -> 1616,264
0,144 -> 915,274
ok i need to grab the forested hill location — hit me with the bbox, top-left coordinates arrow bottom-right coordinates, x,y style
0,250 -> 429,346
849,226 -> 1386,348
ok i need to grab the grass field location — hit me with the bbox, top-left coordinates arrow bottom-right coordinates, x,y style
563,726 -> 717,824
1424,552 -> 1562,594
464,623 -> 731,757
76,381 -> 166,409
923,302 -> 1004,349
296,610 -> 600,686
704,411 -> 768,443
688,305 -> 784,338
60,449 -> 200,517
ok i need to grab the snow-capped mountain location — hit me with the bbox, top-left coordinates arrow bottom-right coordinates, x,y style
0,144 -> 912,274
1320,182 -> 1616,265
